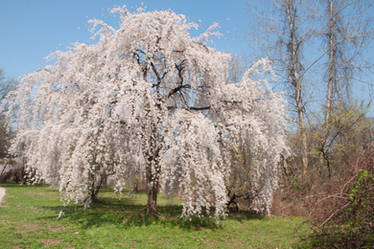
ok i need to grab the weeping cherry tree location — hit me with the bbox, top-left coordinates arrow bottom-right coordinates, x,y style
8,6 -> 288,218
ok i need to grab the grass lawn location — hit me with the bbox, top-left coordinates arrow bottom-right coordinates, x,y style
0,184 -> 312,249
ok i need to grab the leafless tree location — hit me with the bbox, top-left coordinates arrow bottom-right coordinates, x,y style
248,0 -> 374,180
319,0 -> 374,177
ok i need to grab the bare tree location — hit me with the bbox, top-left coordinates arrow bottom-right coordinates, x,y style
249,0 -> 374,180
319,0 -> 374,177
283,0 -> 309,178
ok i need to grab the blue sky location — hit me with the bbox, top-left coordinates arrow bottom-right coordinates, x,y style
0,0 -> 252,79
1,0 -> 373,116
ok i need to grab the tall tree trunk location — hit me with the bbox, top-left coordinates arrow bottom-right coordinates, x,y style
285,0 -> 308,179
321,0 -> 335,178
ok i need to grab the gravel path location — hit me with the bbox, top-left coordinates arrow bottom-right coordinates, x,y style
0,186 -> 5,205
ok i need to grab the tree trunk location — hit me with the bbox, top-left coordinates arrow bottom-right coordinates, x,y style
90,174 -> 105,203
146,180 -> 159,217
285,1 -> 308,179
320,0 -> 335,178
143,66 -> 164,218
145,160 -> 160,217
325,0 -> 335,135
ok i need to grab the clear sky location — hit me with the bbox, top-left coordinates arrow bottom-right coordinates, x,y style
0,0 -> 251,79
1,0 -> 373,116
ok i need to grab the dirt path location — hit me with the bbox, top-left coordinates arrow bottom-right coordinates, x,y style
0,186 -> 5,205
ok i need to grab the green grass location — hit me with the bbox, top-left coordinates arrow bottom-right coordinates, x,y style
0,184 -> 312,248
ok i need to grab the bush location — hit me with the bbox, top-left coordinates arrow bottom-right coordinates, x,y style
310,148 -> 374,248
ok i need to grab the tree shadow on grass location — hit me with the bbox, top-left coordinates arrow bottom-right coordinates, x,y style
226,210 -> 265,223
39,196 -> 225,231
3,184 -> 267,231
